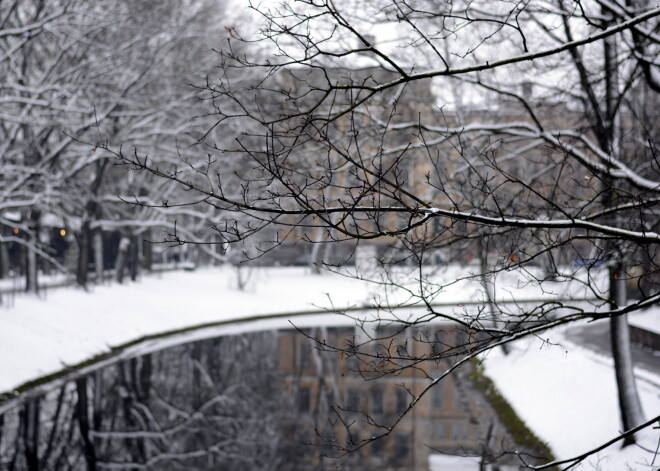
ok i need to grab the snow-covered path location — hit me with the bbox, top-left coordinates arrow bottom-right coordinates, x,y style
0,266 -> 658,470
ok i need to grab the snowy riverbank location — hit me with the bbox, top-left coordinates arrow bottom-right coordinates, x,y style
483,329 -> 659,470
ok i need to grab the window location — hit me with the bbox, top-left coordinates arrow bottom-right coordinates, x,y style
453,385 -> 464,410
371,387 -> 384,414
455,328 -> 469,350
299,342 -> 311,370
431,383 -> 443,409
372,343 -> 389,371
431,421 -> 445,440
395,389 -> 408,414
451,421 -> 469,441
344,338 -> 360,372
392,433 -> 410,464
346,388 -> 360,412
371,436 -> 385,457
298,387 -> 311,412
432,330 -> 446,357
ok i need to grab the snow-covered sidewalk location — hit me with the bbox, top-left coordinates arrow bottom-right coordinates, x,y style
1,266 -> 658,469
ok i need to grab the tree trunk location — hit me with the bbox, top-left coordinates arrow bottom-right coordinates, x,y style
76,220 -> 91,288
21,398 -> 40,471
114,235 -> 130,283
142,230 -> 152,272
118,362 -> 146,462
93,371 -> 103,431
609,264 -> 645,442
0,242 -> 8,279
478,235 -> 509,354
542,250 -> 558,281
93,230 -> 104,283
129,234 -> 139,281
309,242 -> 326,274
24,209 -> 40,293
135,354 -> 152,402
25,240 -> 38,294
235,264 -> 249,291
191,344 -> 202,409
75,377 -> 97,471
598,7 -> 645,441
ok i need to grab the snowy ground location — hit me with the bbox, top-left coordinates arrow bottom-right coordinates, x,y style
0,266 -> 658,470
482,327 -> 659,470
0,267 -> 371,393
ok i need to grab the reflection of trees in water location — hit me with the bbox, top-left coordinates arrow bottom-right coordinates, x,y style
1,383 -> 86,470
0,333 -> 291,470
0,328 -> 546,470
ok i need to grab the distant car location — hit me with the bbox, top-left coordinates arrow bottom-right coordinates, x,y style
574,258 -> 607,267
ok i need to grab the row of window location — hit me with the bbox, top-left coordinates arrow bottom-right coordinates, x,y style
298,383 -> 460,415
294,327 -> 488,373
430,420 -> 470,441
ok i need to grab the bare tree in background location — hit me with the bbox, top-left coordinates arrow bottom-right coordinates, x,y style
109,0 -> 659,467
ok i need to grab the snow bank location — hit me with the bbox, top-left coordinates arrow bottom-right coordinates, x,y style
482,329 -> 660,470
0,267 -> 372,393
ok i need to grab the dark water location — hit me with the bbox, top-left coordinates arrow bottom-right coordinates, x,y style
1,332 -> 294,471
0,326 -> 544,470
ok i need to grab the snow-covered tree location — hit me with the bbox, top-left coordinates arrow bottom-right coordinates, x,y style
0,0 -> 233,289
